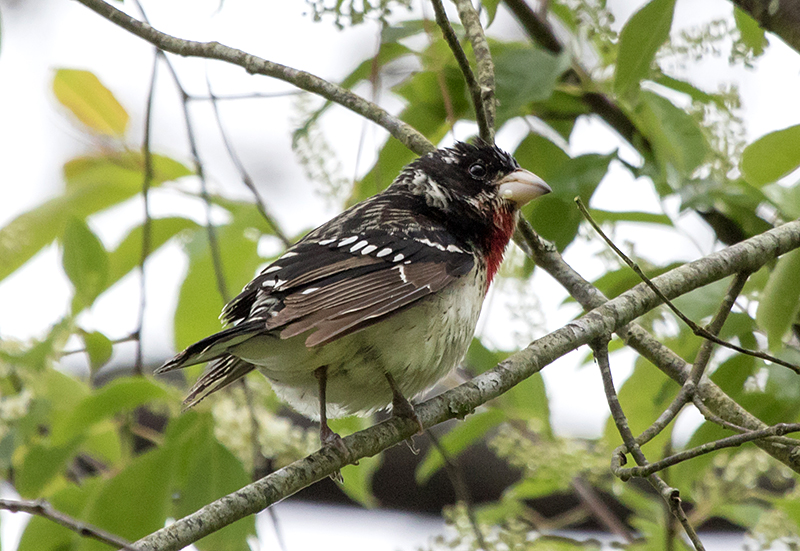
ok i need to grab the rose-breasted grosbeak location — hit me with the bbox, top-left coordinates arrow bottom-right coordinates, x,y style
157,141 -> 550,444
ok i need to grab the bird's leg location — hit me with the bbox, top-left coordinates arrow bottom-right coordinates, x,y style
384,372 -> 424,434
314,366 -> 346,482
314,366 -> 341,446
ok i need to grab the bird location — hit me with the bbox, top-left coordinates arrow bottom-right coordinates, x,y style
157,140 -> 551,446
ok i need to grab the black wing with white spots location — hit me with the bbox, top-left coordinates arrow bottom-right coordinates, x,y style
222,229 -> 475,347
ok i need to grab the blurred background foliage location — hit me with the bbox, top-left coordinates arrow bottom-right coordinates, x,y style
2,0 -> 800,549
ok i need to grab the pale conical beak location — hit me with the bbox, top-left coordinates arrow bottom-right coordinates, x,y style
497,168 -> 551,207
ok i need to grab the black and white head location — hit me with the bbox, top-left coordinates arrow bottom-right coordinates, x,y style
393,141 -> 551,248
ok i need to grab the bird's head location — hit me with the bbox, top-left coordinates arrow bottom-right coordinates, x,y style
397,140 -> 550,251
400,140 -> 550,213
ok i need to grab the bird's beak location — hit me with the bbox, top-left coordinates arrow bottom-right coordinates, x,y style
497,169 -> 551,207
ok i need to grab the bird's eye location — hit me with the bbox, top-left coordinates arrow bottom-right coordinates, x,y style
468,162 -> 486,179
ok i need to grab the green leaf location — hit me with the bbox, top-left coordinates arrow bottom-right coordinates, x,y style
529,90 -> 587,140
339,455 -> 382,509
513,132 -> 570,182
14,439 -> 81,497
500,373 -> 550,432
602,357 -> 678,455
757,248 -> 800,349
380,20 -> 429,43
81,421 -> 123,466
482,0 -> 501,26
61,218 -> 109,309
173,419 -> 254,551
352,67 -> 467,201
81,446 -> 176,550
614,0 -> 677,98
80,330 -> 113,371
523,153 -> 614,250
741,124 -> 800,186
634,90 -> 709,175
734,7 -> 767,57
63,151 -> 191,192
465,338 -> 510,374
652,73 -> 726,107
174,218 -> 262,351
762,181 -> 800,219
52,68 -> 129,136
52,377 -> 171,445
416,409 -> 506,483
106,216 -> 199,291
0,152 -> 191,283
494,43 -> 571,123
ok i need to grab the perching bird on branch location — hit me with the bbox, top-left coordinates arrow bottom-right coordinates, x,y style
157,141 -> 551,445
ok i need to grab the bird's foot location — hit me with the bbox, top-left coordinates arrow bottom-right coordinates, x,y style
392,394 -> 424,434
319,423 -> 347,483
392,392 -> 424,454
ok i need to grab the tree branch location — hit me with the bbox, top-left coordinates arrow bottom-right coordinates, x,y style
593,339 -> 705,550
517,218 -> 800,471
134,220 -> 800,550
0,498 -> 135,550
74,0 -> 435,156
430,0 -> 492,141
614,423 -> 800,480
453,0 -> 496,140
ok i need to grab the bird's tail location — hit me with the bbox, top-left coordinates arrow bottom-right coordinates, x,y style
156,321 -> 263,374
183,354 -> 257,409
156,321 -> 263,408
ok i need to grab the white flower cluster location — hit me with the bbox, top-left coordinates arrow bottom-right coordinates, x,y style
210,381 -> 317,472
0,389 -> 33,439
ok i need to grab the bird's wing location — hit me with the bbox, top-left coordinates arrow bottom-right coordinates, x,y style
222,231 -> 475,347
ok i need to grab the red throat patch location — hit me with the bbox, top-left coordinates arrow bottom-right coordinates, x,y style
484,208 -> 518,292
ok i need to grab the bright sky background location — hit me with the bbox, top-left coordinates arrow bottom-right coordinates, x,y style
1,0 -> 800,548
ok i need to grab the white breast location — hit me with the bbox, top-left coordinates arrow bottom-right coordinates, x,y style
230,267 -> 487,419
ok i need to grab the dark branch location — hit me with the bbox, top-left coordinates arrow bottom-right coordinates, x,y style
430,0 -> 492,141
135,220 -> 800,551
75,0 -> 435,156
0,498 -> 135,550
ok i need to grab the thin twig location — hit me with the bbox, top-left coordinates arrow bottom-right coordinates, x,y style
75,0 -> 435,156
688,271 -> 750,384
205,73 -> 292,247
430,0 -> 492,141
130,0 -> 229,302
517,216 -> 800,470
634,272 -> 750,446
615,423 -> 800,480
0,498 -> 136,550
134,49 -> 159,376
634,383 -> 694,448
592,339 -> 706,550
576,197 -> 800,374
426,430 -> 487,549
167,56 -> 229,302
60,333 -> 139,357
571,476 -> 634,543
452,0 -> 496,140
186,91 -> 301,101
